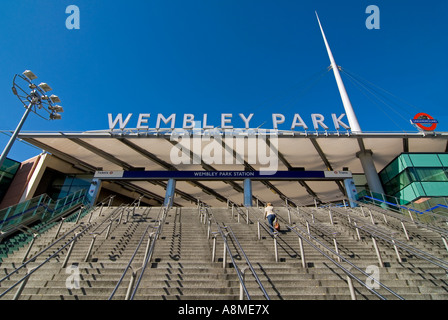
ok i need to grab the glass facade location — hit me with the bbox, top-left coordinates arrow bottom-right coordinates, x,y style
34,168 -> 93,200
380,153 -> 448,202
0,158 -> 21,203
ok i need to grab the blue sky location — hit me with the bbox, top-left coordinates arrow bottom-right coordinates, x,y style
1,0 -> 447,162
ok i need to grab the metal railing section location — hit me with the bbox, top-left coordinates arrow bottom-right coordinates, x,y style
357,190 -> 448,219
287,224 -> 403,300
353,200 -> 448,239
0,189 -> 89,240
246,201 -> 405,300
201,204 -> 269,300
108,205 -> 169,300
0,196 -> 126,300
326,205 -> 448,272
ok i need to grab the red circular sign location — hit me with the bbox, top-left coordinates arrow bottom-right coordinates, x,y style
413,113 -> 438,131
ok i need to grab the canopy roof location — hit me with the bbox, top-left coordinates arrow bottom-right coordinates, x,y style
19,129 -> 448,207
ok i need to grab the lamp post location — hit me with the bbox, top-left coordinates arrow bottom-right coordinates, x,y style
0,70 -> 63,168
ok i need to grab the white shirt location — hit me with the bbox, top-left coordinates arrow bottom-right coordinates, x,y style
264,206 -> 275,217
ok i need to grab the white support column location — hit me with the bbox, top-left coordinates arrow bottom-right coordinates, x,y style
356,150 -> 385,195
316,12 -> 362,133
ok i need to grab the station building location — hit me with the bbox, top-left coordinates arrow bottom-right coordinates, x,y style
1,15 -> 447,215
1,128 -> 447,215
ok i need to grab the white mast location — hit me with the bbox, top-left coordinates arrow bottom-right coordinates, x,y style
315,12 -> 362,133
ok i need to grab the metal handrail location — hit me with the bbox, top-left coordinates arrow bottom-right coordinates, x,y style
201,205 -> 254,300
354,200 -> 448,237
0,195 -> 118,283
129,206 -> 169,300
225,225 -> 270,300
206,205 -> 270,299
0,225 -> 88,299
0,198 -> 126,299
249,201 -> 405,300
287,224 -> 404,300
327,205 -> 448,271
108,205 -> 168,300
358,195 -> 448,231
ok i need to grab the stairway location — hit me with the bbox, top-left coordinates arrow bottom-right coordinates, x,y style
0,202 -> 447,300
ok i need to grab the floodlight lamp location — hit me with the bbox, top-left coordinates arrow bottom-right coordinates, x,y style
50,105 -> 64,113
49,94 -> 61,103
50,113 -> 62,120
23,70 -> 37,80
38,83 -> 52,92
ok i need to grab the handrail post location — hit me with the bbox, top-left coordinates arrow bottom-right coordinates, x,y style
274,233 -> 279,262
211,234 -> 217,262
239,266 -> 248,300
207,219 -> 211,239
401,221 -> 410,240
12,267 -> 35,300
368,209 -> 375,225
118,208 -> 125,224
441,236 -> 448,254
125,270 -> 137,300
87,208 -> 94,224
347,275 -> 357,300
222,236 -> 227,269
298,236 -> 306,268
98,203 -> 104,217
105,220 -> 113,239
354,222 -> 361,240
75,205 -> 84,224
257,221 -> 261,240
62,234 -> 78,268
142,233 -> 154,268
125,208 -> 130,224
328,209 -> 334,225
22,233 -> 38,263
84,234 -> 97,262
391,239 -> 402,263
246,209 -> 249,224
333,238 -> 341,262
371,237 -> 384,267
54,217 -> 66,239
287,208 -> 291,224
306,221 -> 311,238
407,210 -> 415,223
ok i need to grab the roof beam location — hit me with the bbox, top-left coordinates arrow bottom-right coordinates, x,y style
120,138 -> 231,204
68,137 -> 137,171
310,138 -> 346,196
21,138 -> 100,172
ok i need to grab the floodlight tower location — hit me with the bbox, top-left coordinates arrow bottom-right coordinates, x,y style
0,70 -> 63,168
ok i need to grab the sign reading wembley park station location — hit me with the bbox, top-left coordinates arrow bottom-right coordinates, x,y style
108,113 -> 351,131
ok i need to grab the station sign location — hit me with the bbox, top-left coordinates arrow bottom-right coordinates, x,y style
411,113 -> 438,131
94,170 -> 352,180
